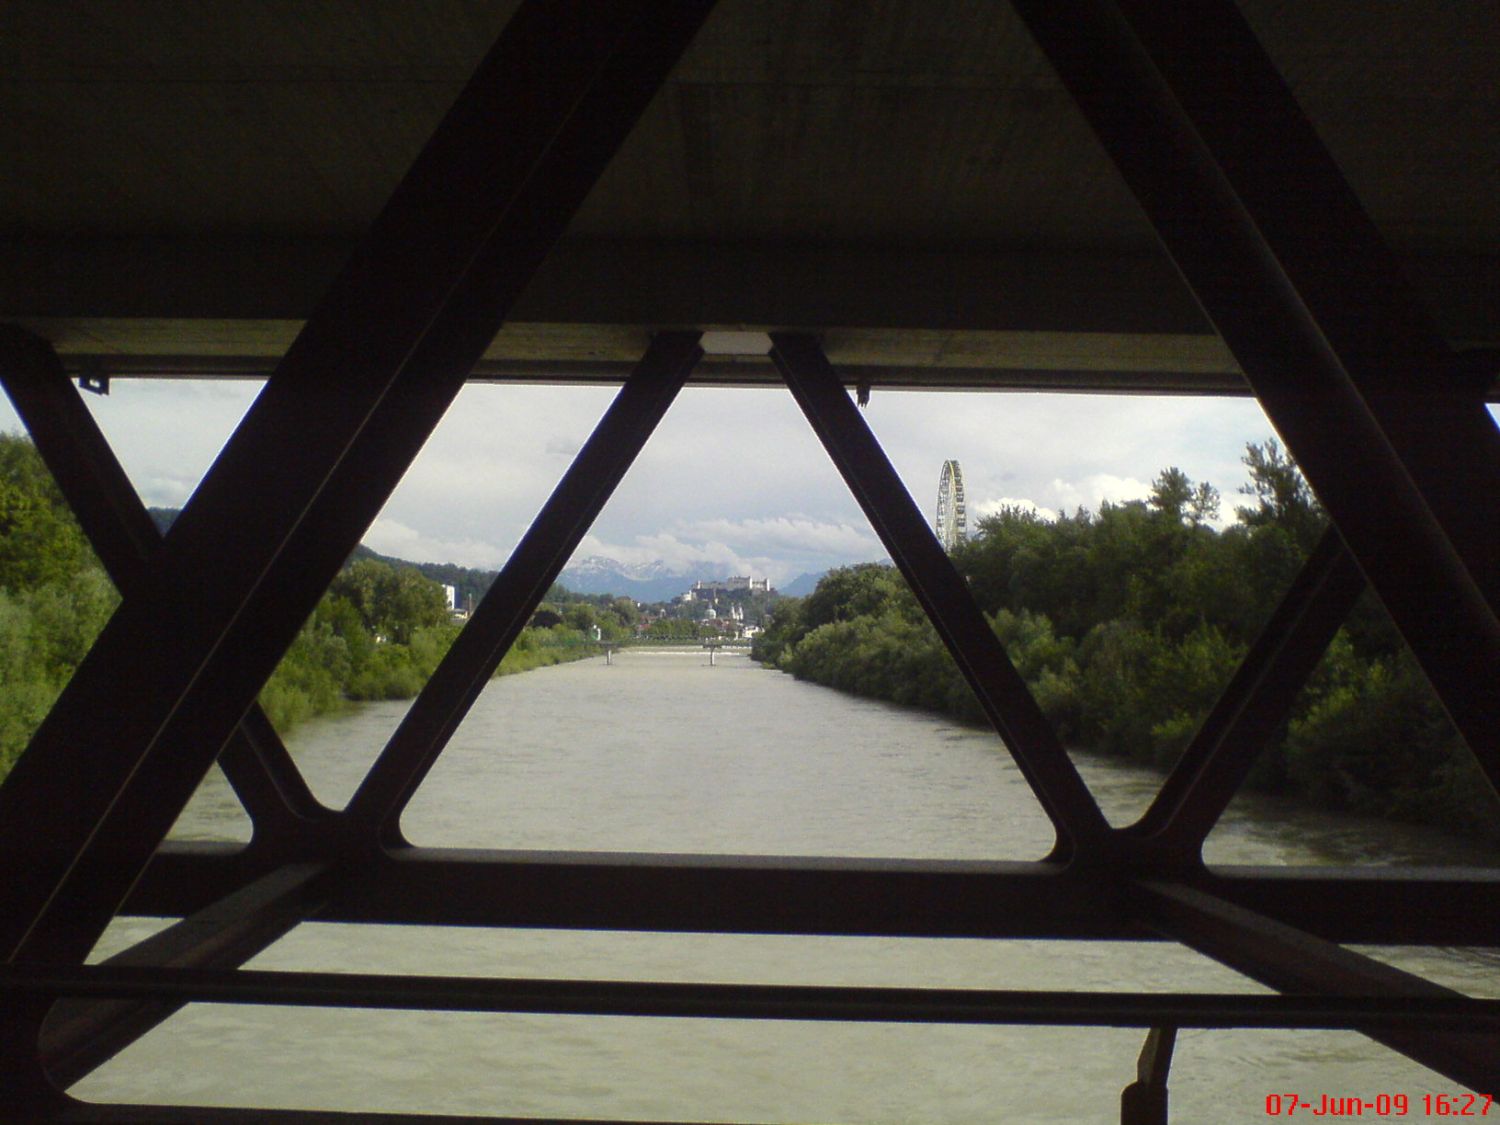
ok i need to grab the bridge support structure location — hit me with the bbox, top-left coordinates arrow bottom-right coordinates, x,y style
1,0 -> 1497,1120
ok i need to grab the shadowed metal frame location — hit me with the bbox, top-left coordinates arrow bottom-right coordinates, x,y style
2,0 -> 1498,1119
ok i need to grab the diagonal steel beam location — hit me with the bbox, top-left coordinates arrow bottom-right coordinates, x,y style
1009,0 -> 1500,796
769,332 -> 1112,861
344,332 -> 703,842
1130,527 -> 1365,858
40,863 -> 339,1090
1135,880 -> 1500,1093
0,324 -> 328,836
0,1 -> 717,970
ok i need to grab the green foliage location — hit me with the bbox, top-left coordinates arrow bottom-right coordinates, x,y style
329,558 -> 450,645
0,568 -> 121,776
0,435 -> 597,778
0,434 -> 120,775
763,439 -> 1493,844
647,616 -> 703,640
0,433 -> 93,591
1236,438 -> 1325,551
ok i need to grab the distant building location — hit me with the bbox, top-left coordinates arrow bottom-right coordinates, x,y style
681,576 -> 772,602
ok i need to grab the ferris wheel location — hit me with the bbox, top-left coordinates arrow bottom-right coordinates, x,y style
934,459 -> 966,551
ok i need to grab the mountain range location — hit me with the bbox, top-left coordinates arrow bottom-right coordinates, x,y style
557,555 -> 822,603
147,509 -> 823,604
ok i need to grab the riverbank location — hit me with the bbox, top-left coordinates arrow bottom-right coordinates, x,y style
753,558 -> 1500,847
257,619 -> 601,737
90,647 -> 1498,1120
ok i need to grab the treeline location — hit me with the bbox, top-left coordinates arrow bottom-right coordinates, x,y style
0,433 -> 600,779
754,441 -> 1499,842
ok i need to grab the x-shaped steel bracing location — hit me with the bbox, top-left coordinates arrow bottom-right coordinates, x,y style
2,0 -> 1498,1117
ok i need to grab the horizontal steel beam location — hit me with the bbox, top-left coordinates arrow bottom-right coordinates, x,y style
57,1104 -> 701,1125
120,845 -> 1500,945
40,863 -> 340,1090
6,237 -> 1497,350
11,964 -> 1500,1031
1136,881 -> 1500,1093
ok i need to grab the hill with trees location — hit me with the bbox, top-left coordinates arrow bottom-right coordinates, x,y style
754,440 -> 1498,842
0,434 -> 605,779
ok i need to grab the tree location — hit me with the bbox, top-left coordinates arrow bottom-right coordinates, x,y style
1237,439 -> 1323,550
328,558 -> 449,644
800,563 -> 905,630
1149,467 -> 1193,523
1188,481 -> 1220,528
0,433 -> 93,590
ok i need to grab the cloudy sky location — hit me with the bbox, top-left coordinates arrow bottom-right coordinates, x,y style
1,377 -> 1287,585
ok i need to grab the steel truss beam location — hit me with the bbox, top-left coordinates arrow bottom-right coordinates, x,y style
40,864 -> 339,1089
769,333 -> 1112,862
1136,882 -> 1500,1093
3,0 -> 1498,1115
344,332 -> 704,843
0,0 -> 717,972
121,845 -> 1500,946
0,2 -> 716,1111
0,325 -> 329,839
12,964 -> 1500,1031
1009,0 -> 1500,795
1130,528 -> 1366,858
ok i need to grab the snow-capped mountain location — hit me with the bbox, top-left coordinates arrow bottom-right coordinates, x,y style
558,556 -> 705,602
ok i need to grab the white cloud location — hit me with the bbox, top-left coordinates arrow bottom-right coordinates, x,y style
361,517 -> 516,571
0,377 -> 1286,578
1046,473 -> 1153,514
972,497 -> 1059,522
672,516 -> 880,558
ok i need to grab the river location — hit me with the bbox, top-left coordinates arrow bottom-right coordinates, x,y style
76,650 -> 1500,1122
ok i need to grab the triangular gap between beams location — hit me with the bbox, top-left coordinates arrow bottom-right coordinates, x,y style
772,332 -> 1095,854
1204,584 -> 1500,870
397,348 -> 1057,861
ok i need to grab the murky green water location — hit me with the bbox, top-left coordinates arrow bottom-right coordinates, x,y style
76,651 -> 1498,1122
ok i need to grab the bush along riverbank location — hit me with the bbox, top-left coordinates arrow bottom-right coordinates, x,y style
753,441 -> 1500,845
0,432 -> 609,779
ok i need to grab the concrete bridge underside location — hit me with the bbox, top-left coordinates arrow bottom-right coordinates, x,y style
1,1 -> 1498,1121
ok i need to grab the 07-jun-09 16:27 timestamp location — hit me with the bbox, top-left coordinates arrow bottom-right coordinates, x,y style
1265,1092 -> 1494,1116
